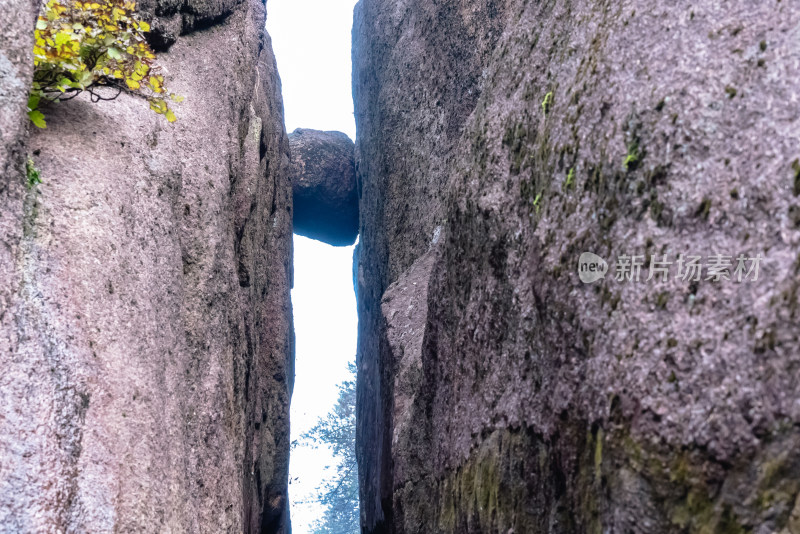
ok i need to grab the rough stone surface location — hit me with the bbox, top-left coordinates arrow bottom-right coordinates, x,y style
137,0 -> 244,50
0,1 -> 294,533
0,5 -> 39,444
380,240 -> 438,491
289,128 -> 358,246
353,0 -> 800,533
0,0 -> 38,180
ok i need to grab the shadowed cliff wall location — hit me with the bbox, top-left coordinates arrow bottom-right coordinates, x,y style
353,0 -> 800,532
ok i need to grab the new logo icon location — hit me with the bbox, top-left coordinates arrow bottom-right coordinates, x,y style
578,252 -> 608,284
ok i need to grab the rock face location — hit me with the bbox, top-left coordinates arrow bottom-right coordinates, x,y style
0,0 -> 38,180
289,128 -> 358,246
136,0 -> 244,50
0,1 -> 294,533
353,1 -> 800,533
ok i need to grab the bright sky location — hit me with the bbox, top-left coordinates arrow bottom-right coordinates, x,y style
266,1 -> 359,531
268,0 -> 358,140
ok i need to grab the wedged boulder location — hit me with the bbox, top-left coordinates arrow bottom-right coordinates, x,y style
289,128 -> 358,246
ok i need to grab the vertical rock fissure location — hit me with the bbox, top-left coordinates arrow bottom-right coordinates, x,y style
269,2 -> 361,530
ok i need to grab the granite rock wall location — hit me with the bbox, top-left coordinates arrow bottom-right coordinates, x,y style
353,0 -> 800,532
0,1 -> 295,532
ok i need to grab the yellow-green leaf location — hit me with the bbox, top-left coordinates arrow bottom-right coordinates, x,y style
55,31 -> 72,47
33,0 -> 179,126
28,110 -> 47,129
149,99 -> 167,114
27,93 -> 41,111
77,69 -> 93,86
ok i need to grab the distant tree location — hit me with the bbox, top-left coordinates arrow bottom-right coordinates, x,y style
301,362 -> 359,534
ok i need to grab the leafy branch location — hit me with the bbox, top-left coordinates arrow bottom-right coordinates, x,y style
30,0 -> 183,128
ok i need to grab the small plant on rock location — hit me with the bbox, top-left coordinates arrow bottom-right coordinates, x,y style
623,141 -> 641,171
564,167 -> 575,190
541,91 -> 553,115
26,157 -> 42,188
29,0 -> 183,128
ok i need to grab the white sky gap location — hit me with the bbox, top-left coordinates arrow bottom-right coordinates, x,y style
267,1 -> 359,530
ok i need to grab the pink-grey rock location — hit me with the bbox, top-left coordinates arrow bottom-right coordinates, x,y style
289,128 -> 358,246
353,0 -> 800,532
136,0 -> 244,50
0,0 -> 37,180
0,1 -> 294,533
